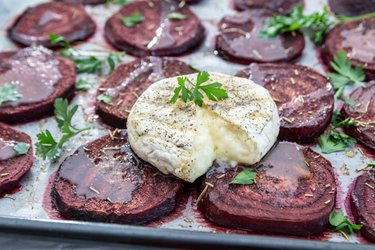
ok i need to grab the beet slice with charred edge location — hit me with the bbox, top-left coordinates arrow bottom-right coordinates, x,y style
341,82 -> 375,150
328,0 -> 375,17
105,0 -> 205,56
0,47 -> 76,124
52,131 -> 185,224
96,57 -> 195,128
234,0 -> 303,14
216,9 -> 305,65
55,0 -> 106,4
236,63 -> 334,143
0,123 -> 33,194
323,18 -> 375,81
350,173 -> 375,242
9,2 -> 96,48
198,142 -> 336,235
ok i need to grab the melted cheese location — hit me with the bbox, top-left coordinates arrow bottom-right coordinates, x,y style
127,72 -> 280,182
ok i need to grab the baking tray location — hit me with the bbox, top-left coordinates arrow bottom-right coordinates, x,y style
0,0 -> 374,249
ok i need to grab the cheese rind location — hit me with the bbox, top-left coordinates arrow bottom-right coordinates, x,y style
127,72 -> 280,182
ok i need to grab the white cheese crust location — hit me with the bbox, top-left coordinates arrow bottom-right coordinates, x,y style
127,72 -> 280,182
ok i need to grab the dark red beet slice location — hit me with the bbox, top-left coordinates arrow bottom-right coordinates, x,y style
96,57 -> 195,128
9,2 -> 96,48
341,82 -> 375,150
198,142 -> 336,235
323,18 -> 375,80
0,46 -> 76,124
216,9 -> 305,65
105,0 -> 205,56
236,63 -> 334,143
234,0 -> 303,14
328,0 -> 375,17
0,123 -> 33,194
350,173 -> 375,242
51,131 -> 184,224
55,0 -> 106,4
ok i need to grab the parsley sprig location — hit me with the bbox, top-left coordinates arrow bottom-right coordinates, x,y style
36,98 -> 89,161
13,142 -> 30,155
0,83 -> 22,106
328,50 -> 365,106
259,5 -> 333,44
329,210 -> 362,236
49,34 -> 124,74
169,71 -> 228,107
230,168 -> 257,185
318,112 -> 357,154
121,12 -> 144,27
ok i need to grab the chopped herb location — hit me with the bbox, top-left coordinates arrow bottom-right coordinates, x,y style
13,142 -> 30,155
75,56 -> 103,74
368,162 -> 375,168
331,111 -> 343,127
97,94 -> 113,104
328,50 -> 365,91
230,168 -> 257,185
335,86 -> 357,106
318,129 -> 356,154
329,210 -> 362,234
0,83 -> 22,106
36,98 -> 89,160
121,12 -> 144,27
106,0 -> 133,6
259,5 -> 333,44
48,34 -> 123,74
107,52 -> 124,72
169,71 -> 229,107
75,79 -> 94,91
167,12 -> 187,20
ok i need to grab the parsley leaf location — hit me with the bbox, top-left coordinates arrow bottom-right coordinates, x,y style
121,12 -> 144,27
230,168 -> 257,185
13,142 -> 30,155
328,50 -> 365,91
329,210 -> 363,234
169,71 -> 228,107
97,94 -> 113,104
35,98 -> 89,161
335,87 -> 357,106
0,83 -> 22,106
318,131 -> 356,154
48,34 -> 124,74
75,79 -> 94,91
167,12 -> 187,20
259,5 -> 333,44
106,0 -> 133,6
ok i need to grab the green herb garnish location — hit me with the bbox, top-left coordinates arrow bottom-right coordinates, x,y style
230,168 -> 257,185
318,130 -> 356,154
48,34 -> 123,74
75,79 -> 94,91
36,98 -> 89,161
329,210 -> 362,235
97,94 -> 113,104
169,71 -> 228,107
0,83 -> 22,106
121,12 -> 144,27
13,142 -> 30,155
259,4 -> 333,44
167,12 -> 187,20
106,0 -> 133,6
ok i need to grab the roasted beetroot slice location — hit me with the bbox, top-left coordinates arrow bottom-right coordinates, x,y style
234,0 -> 303,14
9,2 -> 96,48
198,142 -> 336,235
236,63 -> 334,143
0,123 -> 33,194
96,57 -> 195,128
350,173 -> 375,242
216,9 -> 305,65
0,47 -> 76,124
341,82 -> 375,150
323,18 -> 375,80
328,0 -> 375,17
51,132 -> 184,224
105,0 -> 205,56
55,0 -> 106,4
